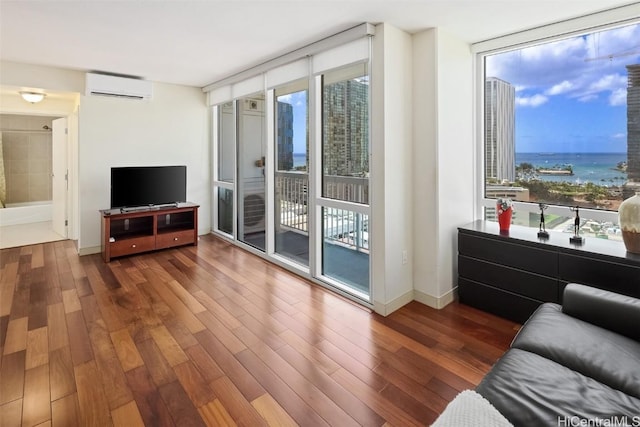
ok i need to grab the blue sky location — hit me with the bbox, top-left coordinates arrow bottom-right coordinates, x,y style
486,22 -> 640,153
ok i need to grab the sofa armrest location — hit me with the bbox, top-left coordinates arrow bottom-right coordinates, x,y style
562,283 -> 640,342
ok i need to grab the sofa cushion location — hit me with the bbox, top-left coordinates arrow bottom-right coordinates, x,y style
511,303 -> 640,400
563,283 -> 640,341
476,348 -> 640,427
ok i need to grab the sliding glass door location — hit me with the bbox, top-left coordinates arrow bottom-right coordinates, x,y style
317,63 -> 370,298
211,61 -> 371,303
273,80 -> 309,266
237,94 -> 267,251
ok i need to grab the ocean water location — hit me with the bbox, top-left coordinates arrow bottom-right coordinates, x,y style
516,152 -> 627,185
293,153 -> 306,168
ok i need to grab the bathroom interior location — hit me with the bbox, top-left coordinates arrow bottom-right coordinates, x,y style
0,113 -> 66,249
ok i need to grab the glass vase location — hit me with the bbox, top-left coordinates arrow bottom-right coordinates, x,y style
497,206 -> 512,232
619,191 -> 640,254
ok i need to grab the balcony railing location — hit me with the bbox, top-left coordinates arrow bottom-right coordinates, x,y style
275,170 -> 369,251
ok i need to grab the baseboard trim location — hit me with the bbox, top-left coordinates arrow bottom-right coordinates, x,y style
373,289 -> 414,316
414,286 -> 458,309
78,246 -> 101,256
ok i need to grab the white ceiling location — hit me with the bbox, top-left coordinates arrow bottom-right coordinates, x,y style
0,0 -> 637,88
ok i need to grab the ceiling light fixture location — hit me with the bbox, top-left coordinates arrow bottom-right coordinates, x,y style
19,91 -> 46,104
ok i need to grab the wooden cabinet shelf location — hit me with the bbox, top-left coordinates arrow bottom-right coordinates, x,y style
458,220 -> 640,323
101,202 -> 199,262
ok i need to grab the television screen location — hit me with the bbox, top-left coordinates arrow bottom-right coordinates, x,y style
111,166 -> 187,209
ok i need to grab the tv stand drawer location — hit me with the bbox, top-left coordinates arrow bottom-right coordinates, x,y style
157,230 -> 195,249
110,236 -> 156,258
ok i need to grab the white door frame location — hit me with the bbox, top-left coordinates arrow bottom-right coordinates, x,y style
52,117 -> 68,238
0,109 -> 78,243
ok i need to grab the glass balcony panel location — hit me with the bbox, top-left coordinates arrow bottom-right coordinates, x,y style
322,207 -> 369,298
274,84 -> 309,266
217,187 -> 233,235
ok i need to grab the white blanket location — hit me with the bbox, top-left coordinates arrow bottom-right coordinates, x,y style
431,390 -> 513,427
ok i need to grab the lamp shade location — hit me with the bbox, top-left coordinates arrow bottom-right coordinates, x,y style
20,91 -> 46,103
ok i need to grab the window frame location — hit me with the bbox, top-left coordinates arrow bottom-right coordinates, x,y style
473,15 -> 640,225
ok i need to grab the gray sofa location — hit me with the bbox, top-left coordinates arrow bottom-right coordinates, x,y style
476,283 -> 640,426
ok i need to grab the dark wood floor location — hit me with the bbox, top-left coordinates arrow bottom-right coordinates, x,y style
0,234 -> 519,426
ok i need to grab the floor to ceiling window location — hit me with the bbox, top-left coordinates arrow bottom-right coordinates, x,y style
214,101 -> 234,236
317,63 -> 370,298
273,80 -> 309,266
208,29 -> 373,305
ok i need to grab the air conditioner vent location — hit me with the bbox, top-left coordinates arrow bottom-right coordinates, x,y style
86,73 -> 153,100
88,91 -> 146,100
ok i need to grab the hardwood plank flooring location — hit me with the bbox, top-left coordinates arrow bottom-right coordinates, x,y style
0,235 -> 519,426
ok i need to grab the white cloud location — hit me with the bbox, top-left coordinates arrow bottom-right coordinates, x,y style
612,132 -> 626,139
485,22 -> 640,105
578,94 -> 598,103
609,88 -> 627,106
588,73 -> 626,92
516,94 -> 548,107
277,94 -> 293,103
545,80 -> 573,95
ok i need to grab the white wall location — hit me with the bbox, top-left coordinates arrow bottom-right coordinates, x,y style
371,24 -> 415,315
412,29 -> 474,308
78,83 -> 210,253
0,91 -> 79,116
1,61 -> 85,93
435,30 -> 475,300
412,30 -> 439,303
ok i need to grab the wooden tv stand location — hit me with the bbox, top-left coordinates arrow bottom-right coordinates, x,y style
100,202 -> 199,262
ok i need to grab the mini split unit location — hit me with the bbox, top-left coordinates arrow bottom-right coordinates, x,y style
85,72 -> 153,100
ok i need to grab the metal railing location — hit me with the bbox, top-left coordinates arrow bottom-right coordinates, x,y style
275,171 -> 369,252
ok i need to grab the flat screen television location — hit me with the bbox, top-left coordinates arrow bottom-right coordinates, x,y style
110,165 -> 187,209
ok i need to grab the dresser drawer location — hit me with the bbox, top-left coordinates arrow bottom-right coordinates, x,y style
459,255 -> 559,303
559,253 -> 640,298
156,230 -> 195,249
458,278 -> 542,324
459,233 -> 558,276
110,236 -> 156,258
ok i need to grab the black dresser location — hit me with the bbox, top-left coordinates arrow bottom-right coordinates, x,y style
458,220 -> 640,323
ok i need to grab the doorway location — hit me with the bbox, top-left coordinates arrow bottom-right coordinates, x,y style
0,114 -> 68,249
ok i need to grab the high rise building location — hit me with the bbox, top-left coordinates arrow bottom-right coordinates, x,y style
625,64 -> 640,198
485,77 -> 516,182
322,79 -> 369,177
276,101 -> 294,171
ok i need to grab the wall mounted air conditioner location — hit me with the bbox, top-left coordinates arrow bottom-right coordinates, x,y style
85,73 -> 153,100
241,177 -> 266,235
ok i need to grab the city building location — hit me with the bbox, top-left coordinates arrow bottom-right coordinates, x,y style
485,77 -> 516,183
322,79 -> 369,177
276,101 -> 294,170
625,64 -> 640,198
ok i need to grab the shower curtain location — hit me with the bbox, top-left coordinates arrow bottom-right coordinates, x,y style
0,133 -> 5,208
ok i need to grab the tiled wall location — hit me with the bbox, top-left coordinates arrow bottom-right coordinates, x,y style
1,114 -> 58,205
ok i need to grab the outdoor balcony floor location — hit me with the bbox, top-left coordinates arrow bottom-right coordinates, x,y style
243,230 -> 369,295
